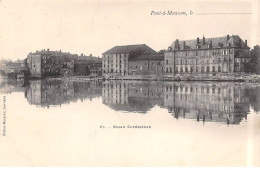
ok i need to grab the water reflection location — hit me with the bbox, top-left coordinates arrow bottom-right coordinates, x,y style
25,80 -> 102,108
164,82 -> 250,124
0,78 -> 259,124
102,81 -> 164,113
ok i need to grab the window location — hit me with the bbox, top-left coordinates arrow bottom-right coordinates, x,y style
166,60 -> 168,64
229,49 -> 233,54
190,67 -> 193,72
201,66 -> 204,73
218,66 -> 221,72
223,50 -> 228,55
170,67 -> 172,73
196,66 -> 199,72
180,67 -> 183,73
185,67 -> 188,72
212,66 -> 215,72
176,67 -> 178,73
207,66 -> 210,72
196,51 -> 198,56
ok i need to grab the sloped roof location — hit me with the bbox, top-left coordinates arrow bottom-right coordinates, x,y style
169,35 -> 249,51
103,44 -> 157,54
129,54 -> 164,61
29,50 -> 100,61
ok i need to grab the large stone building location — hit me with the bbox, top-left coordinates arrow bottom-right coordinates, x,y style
27,49 -> 101,78
165,35 -> 251,76
102,44 -> 158,79
128,54 -> 164,76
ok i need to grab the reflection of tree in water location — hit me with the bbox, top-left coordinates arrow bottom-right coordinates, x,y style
244,86 -> 260,112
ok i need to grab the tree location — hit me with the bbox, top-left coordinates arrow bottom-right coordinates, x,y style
250,45 -> 260,74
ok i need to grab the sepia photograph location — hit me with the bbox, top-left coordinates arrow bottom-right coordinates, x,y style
0,0 -> 259,167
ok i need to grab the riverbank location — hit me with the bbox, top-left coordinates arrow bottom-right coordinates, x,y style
104,75 -> 260,83
6,74 -> 260,83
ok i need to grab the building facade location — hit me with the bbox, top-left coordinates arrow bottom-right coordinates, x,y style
128,54 -> 164,76
164,35 -> 251,76
102,44 -> 158,79
73,59 -> 102,77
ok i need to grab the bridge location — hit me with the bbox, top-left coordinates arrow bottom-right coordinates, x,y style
0,65 -> 28,77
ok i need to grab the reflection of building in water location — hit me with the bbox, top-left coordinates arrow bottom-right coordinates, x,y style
0,78 -> 29,94
26,80 -> 102,107
102,81 -> 164,113
164,82 -> 250,124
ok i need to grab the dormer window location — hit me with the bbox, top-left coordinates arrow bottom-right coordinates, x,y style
207,44 -> 210,48
218,43 -> 223,48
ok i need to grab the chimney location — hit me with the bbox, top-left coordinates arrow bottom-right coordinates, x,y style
90,54 -> 92,57
245,40 -> 247,47
197,37 -> 199,44
227,34 -> 230,41
47,48 -> 49,51
203,36 -> 205,45
183,41 -> 186,50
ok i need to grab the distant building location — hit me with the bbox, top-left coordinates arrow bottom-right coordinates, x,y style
165,35 -> 251,76
26,49 -> 100,78
102,44 -> 158,79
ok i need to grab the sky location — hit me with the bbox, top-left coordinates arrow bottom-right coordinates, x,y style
0,0 -> 259,60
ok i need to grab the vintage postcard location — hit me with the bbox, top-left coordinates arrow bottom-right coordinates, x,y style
0,0 -> 259,167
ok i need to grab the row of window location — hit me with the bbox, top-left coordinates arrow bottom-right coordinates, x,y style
103,64 -> 126,68
173,49 -> 233,57
166,66 -> 223,73
165,86 -> 231,95
103,54 -> 126,59
103,69 -> 127,74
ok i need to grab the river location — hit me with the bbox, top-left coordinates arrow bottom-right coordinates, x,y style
0,78 -> 259,166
